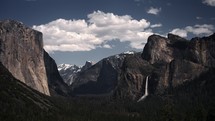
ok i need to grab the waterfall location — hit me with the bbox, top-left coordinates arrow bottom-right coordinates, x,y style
137,76 -> 149,102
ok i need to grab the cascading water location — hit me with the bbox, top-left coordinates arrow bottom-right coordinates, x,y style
137,76 -> 149,102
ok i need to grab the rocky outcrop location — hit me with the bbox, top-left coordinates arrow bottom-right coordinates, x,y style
151,59 -> 207,95
0,20 -> 50,95
141,33 -> 214,96
81,61 -> 94,71
142,34 -> 189,64
114,53 -> 153,100
142,35 -> 174,64
186,34 -> 215,67
142,33 -> 215,67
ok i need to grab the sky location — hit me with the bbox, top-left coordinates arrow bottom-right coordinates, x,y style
0,0 -> 215,65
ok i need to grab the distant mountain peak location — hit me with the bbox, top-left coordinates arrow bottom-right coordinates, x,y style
58,61 -> 94,85
58,64 -> 77,71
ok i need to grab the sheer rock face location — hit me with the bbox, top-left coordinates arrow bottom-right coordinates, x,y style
142,34 -> 189,64
152,59 -> 207,95
141,33 -> 214,96
142,33 -> 215,67
0,20 -> 50,95
43,51 -> 69,96
114,53 -> 153,100
142,35 -> 174,64
186,34 -> 215,67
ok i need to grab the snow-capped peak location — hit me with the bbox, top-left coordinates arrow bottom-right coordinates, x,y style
123,51 -> 135,55
57,62 -> 94,85
57,64 -> 73,71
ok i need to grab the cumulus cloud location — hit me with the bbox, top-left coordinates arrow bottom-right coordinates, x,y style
170,24 -> 214,37
33,10 -> 155,52
103,44 -> 112,49
186,24 -> 214,35
170,28 -> 188,38
150,23 -> 162,28
147,7 -> 161,15
202,0 -> 215,6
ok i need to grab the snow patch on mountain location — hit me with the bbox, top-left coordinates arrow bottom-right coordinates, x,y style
58,64 -> 74,71
57,61 -> 94,85
123,51 -> 135,55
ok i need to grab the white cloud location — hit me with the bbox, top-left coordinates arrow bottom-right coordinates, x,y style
33,10 -> 154,52
170,24 -> 214,37
202,0 -> 215,6
170,28 -> 188,38
103,44 -> 112,49
185,24 -> 214,35
150,23 -> 162,28
147,7 -> 161,15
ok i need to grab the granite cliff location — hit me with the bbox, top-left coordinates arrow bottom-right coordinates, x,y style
43,51 -> 69,96
141,34 -> 214,95
0,20 -> 50,95
0,20 -> 68,96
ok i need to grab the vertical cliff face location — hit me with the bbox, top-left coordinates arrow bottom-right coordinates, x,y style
114,53 -> 153,100
151,59 -> 207,95
142,33 -> 215,67
142,34 -> 189,64
43,51 -> 69,96
186,34 -> 215,67
141,34 -> 214,96
0,20 -> 50,95
142,35 -> 174,64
